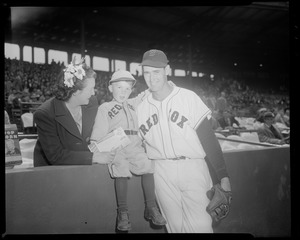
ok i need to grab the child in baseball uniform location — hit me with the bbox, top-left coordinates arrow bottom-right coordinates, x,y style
90,70 -> 166,231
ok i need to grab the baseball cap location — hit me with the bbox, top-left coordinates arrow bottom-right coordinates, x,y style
258,107 -> 267,113
140,49 -> 169,68
263,111 -> 275,119
109,70 -> 136,86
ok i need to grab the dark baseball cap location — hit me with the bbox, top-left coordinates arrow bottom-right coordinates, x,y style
140,49 -> 169,68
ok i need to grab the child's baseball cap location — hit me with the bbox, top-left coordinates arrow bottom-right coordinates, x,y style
140,49 -> 169,68
109,70 -> 136,86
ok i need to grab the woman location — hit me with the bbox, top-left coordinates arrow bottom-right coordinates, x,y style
33,57 -> 113,166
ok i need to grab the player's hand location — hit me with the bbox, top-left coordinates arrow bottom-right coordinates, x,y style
220,177 -> 231,192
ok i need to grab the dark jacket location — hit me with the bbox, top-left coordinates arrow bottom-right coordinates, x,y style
257,123 -> 285,145
217,116 -> 240,129
33,96 -> 98,166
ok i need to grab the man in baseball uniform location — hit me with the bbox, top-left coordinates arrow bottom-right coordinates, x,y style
137,49 -> 232,233
91,70 -> 166,231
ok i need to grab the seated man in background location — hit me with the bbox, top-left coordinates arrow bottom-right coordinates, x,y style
257,111 -> 289,145
209,114 -> 223,131
217,110 -> 242,130
274,106 -> 289,128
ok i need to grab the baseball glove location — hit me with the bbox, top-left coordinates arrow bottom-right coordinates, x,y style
206,183 -> 232,222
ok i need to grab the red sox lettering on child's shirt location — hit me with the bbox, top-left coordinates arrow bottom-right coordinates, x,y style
108,103 -> 135,119
108,104 -> 122,119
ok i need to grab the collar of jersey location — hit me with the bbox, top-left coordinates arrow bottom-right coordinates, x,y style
148,85 -> 180,105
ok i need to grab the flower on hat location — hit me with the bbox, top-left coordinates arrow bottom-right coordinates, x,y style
64,72 -> 75,88
73,64 -> 85,80
63,57 -> 86,88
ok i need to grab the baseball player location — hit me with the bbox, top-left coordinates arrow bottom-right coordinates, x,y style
137,49 -> 232,233
90,70 -> 166,231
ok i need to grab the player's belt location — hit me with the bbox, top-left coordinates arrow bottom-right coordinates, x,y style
124,130 -> 138,135
168,156 -> 188,160
150,156 -> 188,160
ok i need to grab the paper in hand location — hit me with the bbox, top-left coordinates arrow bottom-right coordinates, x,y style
88,127 -> 131,152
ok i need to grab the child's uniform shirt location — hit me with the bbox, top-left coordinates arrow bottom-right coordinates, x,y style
91,90 -> 153,178
91,91 -> 148,141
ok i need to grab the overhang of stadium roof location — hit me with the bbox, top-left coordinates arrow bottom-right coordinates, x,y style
5,3 -> 290,74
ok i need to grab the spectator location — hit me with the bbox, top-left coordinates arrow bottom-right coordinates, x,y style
217,110 -> 241,130
257,112 -> 289,145
274,106 -> 289,128
33,58 -> 112,167
7,88 -> 17,106
256,107 -> 268,123
5,79 -> 13,96
4,58 -> 289,123
283,107 -> 290,127
13,75 -> 23,92
21,91 -> 31,102
215,91 -> 227,114
12,91 -> 22,109
209,115 -> 222,131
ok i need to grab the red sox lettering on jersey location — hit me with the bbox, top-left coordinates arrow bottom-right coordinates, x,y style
140,111 -> 188,136
137,86 -> 211,160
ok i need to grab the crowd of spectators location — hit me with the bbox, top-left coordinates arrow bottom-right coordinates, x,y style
5,57 -> 289,135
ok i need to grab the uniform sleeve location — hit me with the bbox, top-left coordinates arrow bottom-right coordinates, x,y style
128,89 -> 150,108
90,104 -> 110,141
196,117 -> 229,181
189,91 -> 211,129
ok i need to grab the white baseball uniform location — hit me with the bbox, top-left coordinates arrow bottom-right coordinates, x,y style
137,85 -> 214,233
91,91 -> 154,178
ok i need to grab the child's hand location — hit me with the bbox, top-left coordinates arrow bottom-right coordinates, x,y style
92,150 -> 116,164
